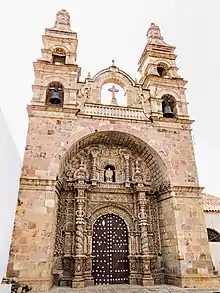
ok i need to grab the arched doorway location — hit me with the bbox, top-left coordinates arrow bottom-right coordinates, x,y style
92,214 -> 129,285
54,131 -> 169,287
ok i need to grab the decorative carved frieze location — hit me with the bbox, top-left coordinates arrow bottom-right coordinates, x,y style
53,143 -> 161,284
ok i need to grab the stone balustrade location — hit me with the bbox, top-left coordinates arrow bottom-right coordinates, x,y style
82,103 -> 146,121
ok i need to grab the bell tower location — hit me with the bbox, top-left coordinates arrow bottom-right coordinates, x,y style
32,9 -> 80,109
7,11 -> 219,291
138,23 -> 189,120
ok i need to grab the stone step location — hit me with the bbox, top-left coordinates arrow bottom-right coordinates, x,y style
49,285 -> 220,293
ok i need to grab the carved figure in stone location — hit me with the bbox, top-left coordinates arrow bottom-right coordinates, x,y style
105,168 -> 113,182
74,160 -> 88,181
133,171 -> 143,184
53,143 -> 162,285
80,84 -> 91,100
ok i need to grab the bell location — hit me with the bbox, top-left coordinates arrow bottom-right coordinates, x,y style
163,105 -> 175,118
48,90 -> 62,105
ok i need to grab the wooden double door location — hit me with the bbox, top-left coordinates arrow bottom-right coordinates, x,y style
92,214 -> 129,285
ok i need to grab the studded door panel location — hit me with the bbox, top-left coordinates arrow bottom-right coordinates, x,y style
92,214 -> 129,285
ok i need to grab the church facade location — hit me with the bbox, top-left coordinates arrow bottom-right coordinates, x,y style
7,10 -> 219,291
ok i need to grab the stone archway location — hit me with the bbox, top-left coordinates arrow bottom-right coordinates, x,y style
92,213 -> 129,285
53,131 -> 170,287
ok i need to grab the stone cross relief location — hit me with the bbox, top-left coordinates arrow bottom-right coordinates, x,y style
108,85 -> 119,106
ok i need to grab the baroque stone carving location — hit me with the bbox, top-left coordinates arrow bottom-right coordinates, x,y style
53,143 -> 162,285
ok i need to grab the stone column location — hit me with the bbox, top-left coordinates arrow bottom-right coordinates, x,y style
72,184 -> 87,288
63,191 -> 74,278
128,231 -> 139,285
124,154 -> 130,187
90,149 -> 98,185
136,187 -> 154,286
83,230 -> 94,287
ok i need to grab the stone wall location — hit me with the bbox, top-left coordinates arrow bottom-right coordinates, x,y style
22,113 -> 198,188
6,110 -> 218,289
7,180 -> 58,291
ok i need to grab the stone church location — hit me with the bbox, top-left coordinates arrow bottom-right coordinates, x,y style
6,9 -> 219,291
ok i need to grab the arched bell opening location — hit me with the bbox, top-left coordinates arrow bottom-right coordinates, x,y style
157,62 -> 169,78
52,48 -> 66,65
161,94 -> 177,118
46,81 -> 64,106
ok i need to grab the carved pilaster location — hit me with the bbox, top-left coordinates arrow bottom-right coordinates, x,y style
75,186 -> 86,256
128,255 -> 139,285
64,232 -> 72,256
124,154 -> 130,187
141,255 -> 154,286
90,148 -> 99,185
135,187 -> 154,284
72,256 -> 86,288
128,231 -> 136,255
137,190 -> 150,255
83,255 -> 94,286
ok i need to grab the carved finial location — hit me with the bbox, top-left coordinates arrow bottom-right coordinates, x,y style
87,72 -> 91,79
54,9 -> 71,31
112,59 -> 116,67
147,23 -> 163,41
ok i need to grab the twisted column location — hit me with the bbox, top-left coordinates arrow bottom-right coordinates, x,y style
75,188 -> 86,256
73,184 -> 87,287
124,154 -> 130,186
136,188 -> 154,285
90,149 -> 98,185
75,219 -> 84,255
137,191 -> 150,255
138,204 -> 149,255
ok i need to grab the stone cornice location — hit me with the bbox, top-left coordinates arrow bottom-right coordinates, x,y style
88,183 -> 134,194
33,61 -> 79,72
20,177 -> 57,190
157,185 -> 204,201
27,104 -> 79,118
151,116 -> 193,126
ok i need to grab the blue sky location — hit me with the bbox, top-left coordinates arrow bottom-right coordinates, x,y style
0,0 -> 219,196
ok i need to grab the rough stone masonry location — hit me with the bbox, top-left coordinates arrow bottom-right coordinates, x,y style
6,9 -> 220,292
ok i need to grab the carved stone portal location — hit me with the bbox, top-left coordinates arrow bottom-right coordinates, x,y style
54,144 -> 163,287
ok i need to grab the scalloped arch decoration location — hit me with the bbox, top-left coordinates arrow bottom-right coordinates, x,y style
89,204 -> 134,232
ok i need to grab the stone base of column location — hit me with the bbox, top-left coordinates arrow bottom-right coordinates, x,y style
84,277 -> 94,287
128,274 -> 139,285
153,269 -> 165,285
72,277 -> 84,288
142,277 -> 154,286
128,255 -> 139,285
72,255 -> 85,288
83,255 -> 94,287
139,254 -> 154,286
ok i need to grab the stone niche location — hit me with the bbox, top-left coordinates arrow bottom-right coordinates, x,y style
53,143 -> 163,287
